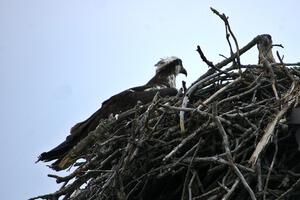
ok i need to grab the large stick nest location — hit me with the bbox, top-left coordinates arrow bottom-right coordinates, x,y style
32,8 -> 300,200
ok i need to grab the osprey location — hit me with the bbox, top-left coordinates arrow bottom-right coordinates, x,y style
38,57 -> 187,170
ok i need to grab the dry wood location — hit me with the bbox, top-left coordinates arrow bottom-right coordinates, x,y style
31,8 -> 300,200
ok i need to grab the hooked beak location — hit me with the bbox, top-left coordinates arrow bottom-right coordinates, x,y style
180,66 -> 187,76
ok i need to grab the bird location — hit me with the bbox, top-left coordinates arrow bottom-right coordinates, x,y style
37,56 -> 187,170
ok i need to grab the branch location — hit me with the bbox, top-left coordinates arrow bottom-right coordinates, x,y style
249,101 -> 292,167
196,45 -> 230,76
212,103 -> 257,200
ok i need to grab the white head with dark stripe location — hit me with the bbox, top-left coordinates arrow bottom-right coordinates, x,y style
153,56 -> 187,88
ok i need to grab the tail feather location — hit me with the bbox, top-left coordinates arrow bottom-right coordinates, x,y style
37,107 -> 105,170
37,135 -> 75,162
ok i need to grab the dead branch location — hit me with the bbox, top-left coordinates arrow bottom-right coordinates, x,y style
32,8 -> 300,200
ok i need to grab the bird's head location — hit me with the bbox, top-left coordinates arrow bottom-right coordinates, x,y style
154,56 -> 187,77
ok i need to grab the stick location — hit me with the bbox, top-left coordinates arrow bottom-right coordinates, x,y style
249,102 -> 291,167
213,103 -> 257,200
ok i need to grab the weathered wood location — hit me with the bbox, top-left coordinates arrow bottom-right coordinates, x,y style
32,8 -> 300,200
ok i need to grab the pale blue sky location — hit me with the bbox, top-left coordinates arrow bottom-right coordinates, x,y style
1,1 -> 300,199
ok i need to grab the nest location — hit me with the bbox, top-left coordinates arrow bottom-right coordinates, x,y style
31,8 -> 300,200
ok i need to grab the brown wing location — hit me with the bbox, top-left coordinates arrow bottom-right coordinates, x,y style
38,87 -> 178,170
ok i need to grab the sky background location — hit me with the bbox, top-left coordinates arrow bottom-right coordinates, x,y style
1,0 -> 300,199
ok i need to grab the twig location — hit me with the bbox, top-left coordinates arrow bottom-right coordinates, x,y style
197,76 -> 242,110
276,178 -> 300,200
257,158 -> 263,193
196,45 -> 230,76
262,58 -> 279,100
188,171 -> 197,200
263,132 -> 278,200
276,51 -> 295,81
222,179 -> 240,200
213,103 -> 257,200
211,7 -> 241,72
181,138 -> 201,200
184,156 -> 255,174
249,101 -> 292,167
192,34 -> 260,84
